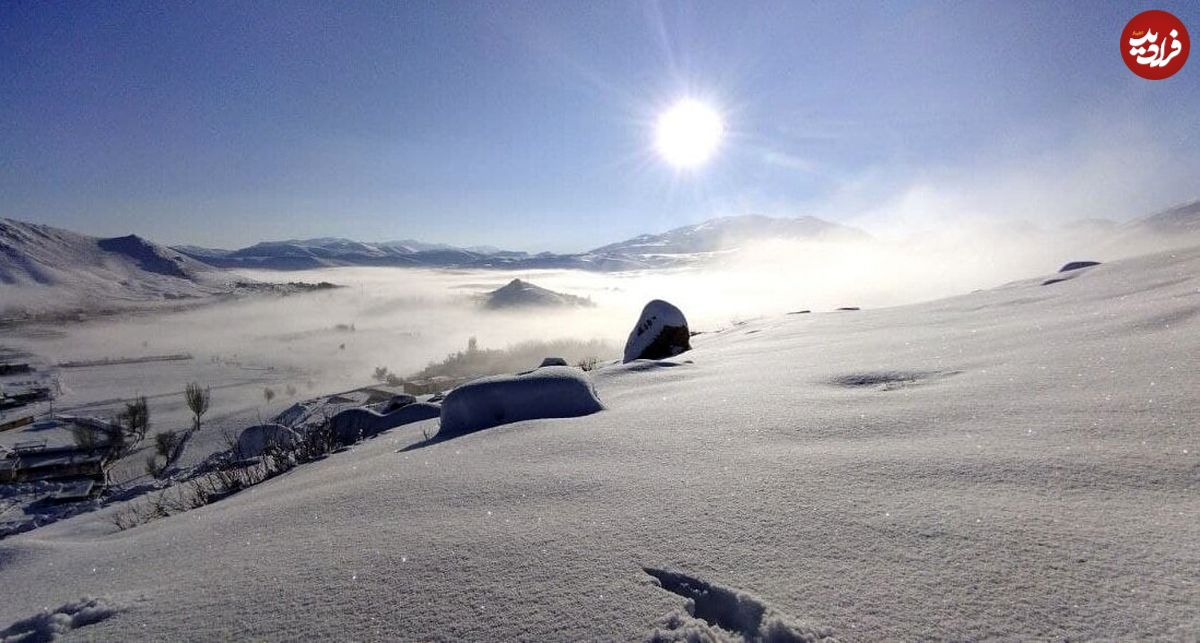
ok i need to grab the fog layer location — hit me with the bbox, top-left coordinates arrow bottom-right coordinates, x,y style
7,222 -> 1191,401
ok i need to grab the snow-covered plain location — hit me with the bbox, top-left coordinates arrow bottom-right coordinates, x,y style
0,244 -> 1196,640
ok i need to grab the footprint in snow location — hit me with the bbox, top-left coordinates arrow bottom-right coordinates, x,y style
642,567 -> 837,643
829,369 -> 961,391
0,596 -> 123,642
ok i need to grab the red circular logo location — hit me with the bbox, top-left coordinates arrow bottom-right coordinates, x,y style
1122,10 -> 1189,79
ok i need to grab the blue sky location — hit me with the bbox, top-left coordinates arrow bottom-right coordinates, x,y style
2,1 -> 1198,252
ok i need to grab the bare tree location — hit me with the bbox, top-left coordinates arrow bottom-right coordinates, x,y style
84,396 -> 150,459
144,430 -> 181,479
121,397 -> 149,446
185,382 -> 210,434
155,431 -> 180,458
263,387 -> 276,404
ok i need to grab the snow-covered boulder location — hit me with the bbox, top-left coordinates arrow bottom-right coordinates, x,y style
623,299 -> 691,363
235,424 -> 300,458
437,366 -> 603,438
330,402 -> 442,444
539,357 -> 568,367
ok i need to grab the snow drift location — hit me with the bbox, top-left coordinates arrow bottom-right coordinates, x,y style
437,366 -> 604,438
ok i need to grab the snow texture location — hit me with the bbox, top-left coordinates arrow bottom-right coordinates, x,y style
437,366 -> 603,438
0,245 -> 1197,640
624,299 -> 691,362
0,597 -> 122,642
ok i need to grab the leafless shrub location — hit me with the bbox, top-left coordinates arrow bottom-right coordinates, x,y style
154,431 -> 180,457
110,417 -> 342,531
184,382 -> 210,433
144,455 -> 166,479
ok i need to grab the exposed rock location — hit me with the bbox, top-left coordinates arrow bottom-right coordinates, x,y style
623,300 -> 691,363
539,357 -> 568,367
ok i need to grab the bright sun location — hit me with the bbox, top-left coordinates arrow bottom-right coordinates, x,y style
654,99 -> 724,169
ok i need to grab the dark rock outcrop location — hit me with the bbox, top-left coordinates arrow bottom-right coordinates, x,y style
1059,261 -> 1101,272
623,300 -> 691,363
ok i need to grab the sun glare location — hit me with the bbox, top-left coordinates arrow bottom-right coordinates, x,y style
654,99 -> 724,169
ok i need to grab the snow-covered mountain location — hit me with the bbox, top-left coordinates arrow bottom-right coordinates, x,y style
380,239 -> 503,255
0,219 -> 228,316
176,214 -> 871,272
176,237 -> 505,270
588,214 -> 867,256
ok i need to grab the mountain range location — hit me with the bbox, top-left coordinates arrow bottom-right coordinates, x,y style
3,203 -> 1200,316
172,214 -> 868,272
0,219 -> 232,316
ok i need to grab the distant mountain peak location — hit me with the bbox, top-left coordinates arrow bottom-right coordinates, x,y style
483,278 -> 593,310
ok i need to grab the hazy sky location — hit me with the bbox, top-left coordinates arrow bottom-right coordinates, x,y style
2,1 -> 1198,251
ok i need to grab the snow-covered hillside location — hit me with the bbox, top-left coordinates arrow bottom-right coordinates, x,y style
0,219 -> 228,316
0,244 -> 1196,640
1125,199 -> 1200,236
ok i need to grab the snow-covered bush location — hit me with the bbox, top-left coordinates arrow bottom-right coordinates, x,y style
437,366 -> 603,438
235,424 -> 300,459
329,402 -> 440,444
